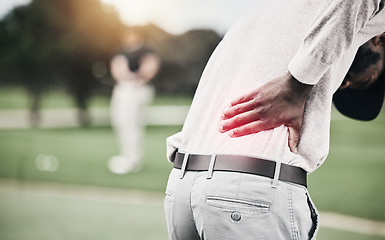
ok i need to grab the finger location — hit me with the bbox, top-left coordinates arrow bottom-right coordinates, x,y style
219,111 -> 259,133
287,125 -> 300,154
227,121 -> 273,137
222,100 -> 256,120
230,90 -> 258,107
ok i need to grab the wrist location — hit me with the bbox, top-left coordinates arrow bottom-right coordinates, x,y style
286,72 -> 313,100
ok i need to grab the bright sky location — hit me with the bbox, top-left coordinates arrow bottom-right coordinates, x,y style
99,0 -> 259,34
0,0 -> 259,34
0,0 -> 31,18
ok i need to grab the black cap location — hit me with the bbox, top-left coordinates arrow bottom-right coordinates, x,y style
333,74 -> 385,121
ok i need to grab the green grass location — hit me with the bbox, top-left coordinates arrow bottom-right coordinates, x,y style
0,189 -> 169,240
0,126 -> 181,191
308,113 -> 385,221
317,228 -> 385,240
0,85 -> 192,110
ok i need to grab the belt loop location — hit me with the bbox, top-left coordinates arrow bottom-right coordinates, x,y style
179,153 -> 189,179
207,154 -> 217,179
271,161 -> 281,188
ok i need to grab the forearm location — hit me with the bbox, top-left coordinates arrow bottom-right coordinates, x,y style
289,0 -> 385,85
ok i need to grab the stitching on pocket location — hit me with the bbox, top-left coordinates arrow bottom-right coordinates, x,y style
206,195 -> 271,213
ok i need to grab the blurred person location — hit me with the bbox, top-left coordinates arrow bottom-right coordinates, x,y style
164,0 -> 385,239
108,29 -> 160,174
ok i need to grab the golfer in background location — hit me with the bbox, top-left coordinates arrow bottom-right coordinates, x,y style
108,29 -> 160,174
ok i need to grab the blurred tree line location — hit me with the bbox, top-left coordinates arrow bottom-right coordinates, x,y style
0,0 -> 222,126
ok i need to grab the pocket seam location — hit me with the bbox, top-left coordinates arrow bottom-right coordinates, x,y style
205,195 -> 271,213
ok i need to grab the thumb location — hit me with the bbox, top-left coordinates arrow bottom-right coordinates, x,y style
287,125 -> 300,154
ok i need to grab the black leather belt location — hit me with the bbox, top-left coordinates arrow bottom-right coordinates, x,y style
173,152 -> 307,187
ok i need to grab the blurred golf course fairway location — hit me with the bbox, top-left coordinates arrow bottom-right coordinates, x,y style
0,88 -> 384,240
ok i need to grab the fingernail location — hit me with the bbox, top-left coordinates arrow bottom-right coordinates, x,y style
221,114 -> 225,120
219,125 -> 224,132
293,147 -> 298,154
229,131 -> 235,137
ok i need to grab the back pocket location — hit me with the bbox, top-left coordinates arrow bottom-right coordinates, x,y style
206,195 -> 271,214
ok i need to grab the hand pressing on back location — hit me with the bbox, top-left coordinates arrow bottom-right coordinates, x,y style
219,72 -> 313,154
